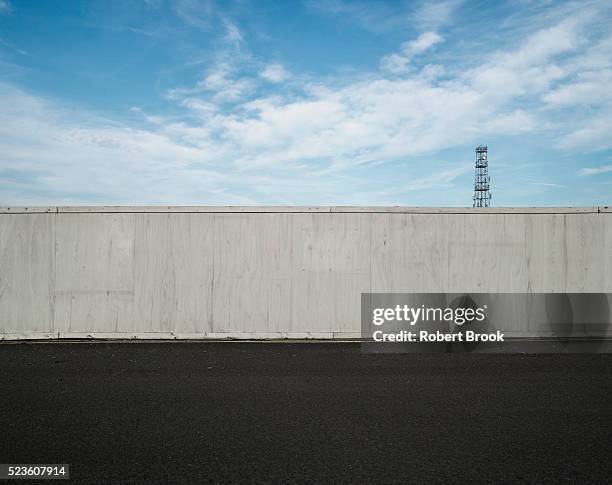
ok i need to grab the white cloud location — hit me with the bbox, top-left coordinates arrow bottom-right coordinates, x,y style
381,31 -> 443,73
404,165 -> 471,191
412,0 -> 461,30
306,0 -> 461,33
579,164 -> 612,176
167,62 -> 255,103
0,37 -> 27,55
260,63 -> 289,83
543,69 -> 612,106
506,17 -> 584,68
530,182 -> 567,188
417,64 -> 445,80
223,19 -> 243,46
379,54 -> 410,75
407,31 -> 444,55
143,0 -> 163,9
173,0 -> 215,30
485,110 -> 538,134
463,16 -> 592,102
305,0 -> 411,33
558,109 -> 612,151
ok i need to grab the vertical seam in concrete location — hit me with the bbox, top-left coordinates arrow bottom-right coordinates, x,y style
289,213 -> 294,333
148,217 -> 155,331
446,214 -> 451,291
599,212 -> 607,289
168,213 -> 176,333
525,214 -> 532,294
210,213 -> 216,333
51,211 -> 57,335
131,213 -> 137,333
563,214 -> 568,292
191,215 -> 196,334
368,213 -> 373,294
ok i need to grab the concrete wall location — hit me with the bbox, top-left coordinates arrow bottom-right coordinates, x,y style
1,206 -> 611,339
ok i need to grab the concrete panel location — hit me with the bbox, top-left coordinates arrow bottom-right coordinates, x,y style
0,214 -> 55,333
54,213 -> 135,333
563,213 -> 606,292
446,214 -> 531,292
371,214 -> 451,292
290,213 -> 370,333
605,214 -> 612,293
133,213 -> 214,334
524,214 -> 566,292
212,213 -> 292,333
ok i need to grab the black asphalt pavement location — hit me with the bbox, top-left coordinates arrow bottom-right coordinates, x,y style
1,342 -> 611,484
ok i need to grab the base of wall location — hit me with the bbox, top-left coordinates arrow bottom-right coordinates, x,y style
2,331 -> 610,341
0,331 -> 364,340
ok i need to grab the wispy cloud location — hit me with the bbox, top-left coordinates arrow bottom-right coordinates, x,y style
305,0 -> 412,32
0,37 -> 27,55
530,182 -> 567,188
260,63 -> 290,83
380,32 -> 443,73
306,0 -> 461,33
412,0 -> 462,30
173,0 -> 216,30
580,165 -> 612,176
223,18 -> 243,46
559,111 -> 612,151
0,0 -> 12,13
144,0 -> 164,9
404,165 -> 472,191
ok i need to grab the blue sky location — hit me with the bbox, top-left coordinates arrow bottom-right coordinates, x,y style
0,0 -> 611,206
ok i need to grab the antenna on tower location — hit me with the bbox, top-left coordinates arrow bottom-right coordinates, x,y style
473,145 -> 492,207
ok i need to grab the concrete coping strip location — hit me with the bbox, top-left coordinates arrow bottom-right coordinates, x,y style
0,206 -> 609,214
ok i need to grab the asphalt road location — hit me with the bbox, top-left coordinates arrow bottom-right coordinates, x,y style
1,343 -> 611,484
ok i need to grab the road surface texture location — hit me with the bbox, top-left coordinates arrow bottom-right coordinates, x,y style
1,342 -> 611,484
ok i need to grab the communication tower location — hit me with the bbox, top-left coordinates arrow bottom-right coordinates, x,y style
473,145 -> 491,207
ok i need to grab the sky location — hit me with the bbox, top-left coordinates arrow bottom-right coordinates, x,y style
0,0 -> 611,206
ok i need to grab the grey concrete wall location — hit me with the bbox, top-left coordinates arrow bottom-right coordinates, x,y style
1,207 -> 611,339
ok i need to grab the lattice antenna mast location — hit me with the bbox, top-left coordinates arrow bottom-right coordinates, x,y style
473,145 -> 491,207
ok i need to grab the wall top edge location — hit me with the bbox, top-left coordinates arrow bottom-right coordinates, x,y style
0,206 -> 608,214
